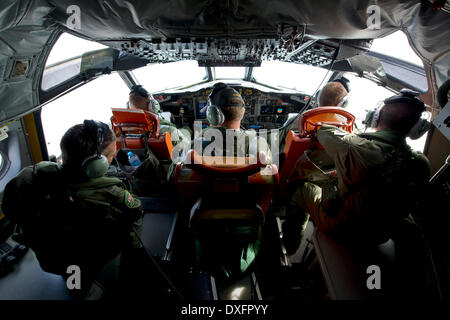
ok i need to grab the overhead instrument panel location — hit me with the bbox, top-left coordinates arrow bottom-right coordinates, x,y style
103,37 -> 371,67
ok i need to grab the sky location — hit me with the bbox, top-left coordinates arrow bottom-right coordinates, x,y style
41,31 -> 427,156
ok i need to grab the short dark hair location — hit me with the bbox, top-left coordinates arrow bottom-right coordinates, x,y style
129,85 -> 151,111
318,82 -> 348,107
60,121 -> 115,171
129,85 -> 149,98
221,106 -> 245,122
378,102 -> 422,134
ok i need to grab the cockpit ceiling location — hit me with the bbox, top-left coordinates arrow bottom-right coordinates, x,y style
45,1 -> 449,68
0,0 -> 449,124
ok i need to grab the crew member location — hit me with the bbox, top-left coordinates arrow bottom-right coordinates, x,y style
317,78 -> 350,108
128,84 -> 191,155
283,89 -> 430,252
194,82 -> 271,161
2,120 -> 143,295
279,77 -> 351,150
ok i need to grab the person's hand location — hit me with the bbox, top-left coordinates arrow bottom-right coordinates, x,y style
312,122 -> 324,138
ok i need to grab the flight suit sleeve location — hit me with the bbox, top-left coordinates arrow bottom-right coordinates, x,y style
107,186 -> 143,223
316,124 -> 352,156
316,124 -> 384,189
1,166 -> 34,224
406,151 -> 431,209
414,152 -> 431,183
2,162 -> 60,224
107,186 -> 143,249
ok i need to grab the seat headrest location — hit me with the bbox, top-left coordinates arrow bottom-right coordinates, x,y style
186,149 -> 267,176
111,108 -> 159,137
298,107 -> 355,137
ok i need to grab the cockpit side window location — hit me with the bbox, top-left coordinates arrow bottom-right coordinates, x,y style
371,31 -> 423,67
41,33 -> 107,91
41,73 -> 129,158
344,73 -> 429,152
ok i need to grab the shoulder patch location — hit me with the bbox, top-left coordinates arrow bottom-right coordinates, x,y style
124,190 -> 135,208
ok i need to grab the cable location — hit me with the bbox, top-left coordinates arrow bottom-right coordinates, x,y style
130,224 -> 184,301
291,24 -> 307,53
303,42 -> 340,111
279,41 -> 341,131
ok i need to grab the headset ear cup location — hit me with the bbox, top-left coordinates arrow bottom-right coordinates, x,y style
149,99 -> 160,113
371,109 -> 380,128
408,119 -> 431,140
342,99 -> 349,108
83,155 -> 109,179
363,109 -> 380,128
337,95 -> 350,108
364,110 -> 374,128
333,77 -> 351,94
206,105 -> 225,126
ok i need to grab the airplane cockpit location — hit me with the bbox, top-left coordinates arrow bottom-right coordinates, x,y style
0,0 -> 449,307
155,84 -> 311,131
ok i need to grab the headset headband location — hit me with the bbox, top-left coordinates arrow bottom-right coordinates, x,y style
332,77 -> 351,93
130,85 -> 149,98
81,120 -> 110,179
208,83 -> 229,105
384,89 -> 425,113
83,120 -> 106,156
208,83 -> 245,108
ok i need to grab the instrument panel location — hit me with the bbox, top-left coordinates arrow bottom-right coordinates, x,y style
154,86 -> 310,130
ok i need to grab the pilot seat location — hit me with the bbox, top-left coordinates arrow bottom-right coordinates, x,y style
110,108 -> 175,195
279,107 -> 355,195
174,150 -> 279,279
277,107 -> 425,299
111,108 -> 174,161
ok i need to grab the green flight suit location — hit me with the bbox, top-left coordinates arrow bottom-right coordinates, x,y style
130,99 -> 191,185
150,98 -> 191,155
1,161 -> 143,279
194,126 -> 272,163
290,124 -> 430,245
160,124 -> 191,158
188,127 -> 272,278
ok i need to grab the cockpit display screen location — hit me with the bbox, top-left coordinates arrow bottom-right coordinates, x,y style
260,106 -> 274,115
276,106 -> 286,114
198,102 -> 207,117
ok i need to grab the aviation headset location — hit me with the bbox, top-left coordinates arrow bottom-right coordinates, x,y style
333,77 -> 351,108
81,120 -> 110,179
205,83 -> 245,126
81,119 -> 184,300
316,77 -> 351,108
363,89 -> 431,139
